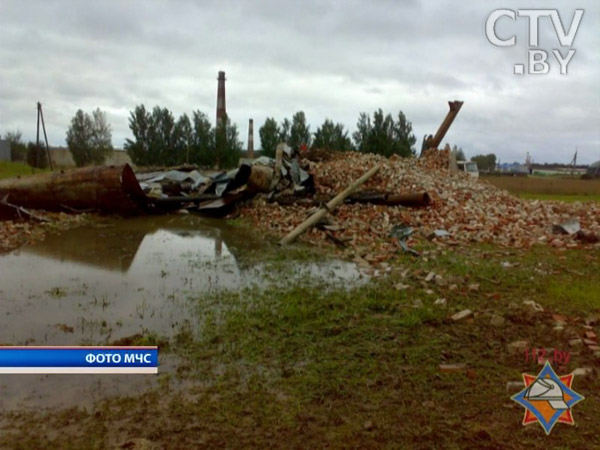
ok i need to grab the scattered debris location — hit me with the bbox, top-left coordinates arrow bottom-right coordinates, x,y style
427,229 -> 450,240
451,309 -> 473,322
585,331 -> 597,340
466,369 -> 477,380
506,381 -> 523,391
508,340 -> 529,354
585,315 -> 599,326
468,283 -> 480,292
569,338 -> 583,347
552,314 -> 567,325
390,224 -> 420,257
552,218 -> 581,236
573,367 -> 593,377
575,230 -> 600,244
434,298 -> 447,307
489,314 -> 505,327
439,363 -> 467,373
522,300 -> 544,313
0,196 -> 50,221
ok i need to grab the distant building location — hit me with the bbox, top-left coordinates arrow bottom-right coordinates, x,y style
0,139 -> 10,161
497,162 -> 528,174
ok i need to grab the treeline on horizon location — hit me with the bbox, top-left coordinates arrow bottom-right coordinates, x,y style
122,105 -> 418,168
4,106 -> 425,169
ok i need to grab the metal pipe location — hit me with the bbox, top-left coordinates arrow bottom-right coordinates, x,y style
430,100 -> 463,149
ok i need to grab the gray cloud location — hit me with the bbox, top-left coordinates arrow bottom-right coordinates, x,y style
0,0 -> 598,164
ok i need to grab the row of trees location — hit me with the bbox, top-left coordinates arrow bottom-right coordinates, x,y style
66,109 -> 113,167
2,130 -> 49,168
124,105 -> 241,169
36,105 -> 242,169
449,146 -> 498,171
3,109 -> 114,169
4,108 -> 114,168
353,110 -> 415,157
258,111 -> 314,157
471,153 -> 497,171
259,109 -> 416,158
5,107 -> 419,169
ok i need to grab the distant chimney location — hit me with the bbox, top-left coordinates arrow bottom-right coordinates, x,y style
247,119 -> 254,159
216,71 -> 226,127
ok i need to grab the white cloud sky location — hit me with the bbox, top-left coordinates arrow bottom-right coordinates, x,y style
0,0 -> 598,163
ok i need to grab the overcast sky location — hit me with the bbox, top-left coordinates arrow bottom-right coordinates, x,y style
0,0 -> 598,164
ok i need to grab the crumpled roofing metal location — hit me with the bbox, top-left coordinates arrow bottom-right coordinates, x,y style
144,170 -> 209,190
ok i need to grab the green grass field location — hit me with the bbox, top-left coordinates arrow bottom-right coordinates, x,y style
484,175 -> 600,202
518,192 -> 600,202
0,161 -> 49,180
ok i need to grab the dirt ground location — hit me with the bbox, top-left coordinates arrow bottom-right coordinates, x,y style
0,237 -> 598,449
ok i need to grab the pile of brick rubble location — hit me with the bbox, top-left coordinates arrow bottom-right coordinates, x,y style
239,149 -> 600,259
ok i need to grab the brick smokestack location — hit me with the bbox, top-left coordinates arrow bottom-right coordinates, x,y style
247,119 -> 254,159
216,71 -> 226,127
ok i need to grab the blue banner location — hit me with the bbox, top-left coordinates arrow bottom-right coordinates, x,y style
0,347 -> 158,368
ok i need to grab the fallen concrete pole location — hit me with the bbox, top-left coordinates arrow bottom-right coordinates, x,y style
280,164 -> 381,245
0,164 -> 147,215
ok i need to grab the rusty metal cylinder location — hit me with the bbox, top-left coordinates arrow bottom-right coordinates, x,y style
247,165 -> 274,192
430,100 -> 463,149
384,192 -> 431,207
0,164 -> 147,214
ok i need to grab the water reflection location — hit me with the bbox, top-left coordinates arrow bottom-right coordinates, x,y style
0,215 -> 365,409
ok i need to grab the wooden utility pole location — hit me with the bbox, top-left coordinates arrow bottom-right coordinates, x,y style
36,102 -> 54,170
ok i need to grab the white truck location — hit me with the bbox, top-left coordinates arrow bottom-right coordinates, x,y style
456,160 -> 479,178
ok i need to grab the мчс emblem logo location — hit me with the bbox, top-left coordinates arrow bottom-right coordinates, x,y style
511,361 -> 584,434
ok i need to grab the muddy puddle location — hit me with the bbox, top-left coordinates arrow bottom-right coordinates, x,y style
0,215 -> 365,410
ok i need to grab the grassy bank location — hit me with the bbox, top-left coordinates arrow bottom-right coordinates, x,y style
1,244 -> 598,449
0,161 -> 49,180
518,193 -> 600,203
